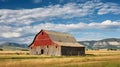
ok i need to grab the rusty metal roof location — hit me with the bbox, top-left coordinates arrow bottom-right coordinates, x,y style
44,30 -> 84,47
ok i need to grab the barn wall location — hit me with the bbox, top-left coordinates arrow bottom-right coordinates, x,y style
29,47 -> 36,55
29,45 -> 61,56
61,46 -> 85,56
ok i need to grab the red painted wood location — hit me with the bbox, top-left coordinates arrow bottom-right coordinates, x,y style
33,30 -> 54,46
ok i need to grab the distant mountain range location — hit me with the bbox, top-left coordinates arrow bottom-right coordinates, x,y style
0,38 -> 120,50
0,42 -> 28,50
78,38 -> 120,49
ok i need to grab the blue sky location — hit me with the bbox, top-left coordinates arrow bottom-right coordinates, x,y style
0,0 -> 120,44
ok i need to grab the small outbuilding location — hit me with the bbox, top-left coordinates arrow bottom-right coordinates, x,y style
29,29 -> 85,56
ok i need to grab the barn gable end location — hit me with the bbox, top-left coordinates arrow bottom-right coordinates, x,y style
29,30 -> 54,47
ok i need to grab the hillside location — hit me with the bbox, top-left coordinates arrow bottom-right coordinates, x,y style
0,42 -> 28,51
0,38 -> 120,50
79,38 -> 120,49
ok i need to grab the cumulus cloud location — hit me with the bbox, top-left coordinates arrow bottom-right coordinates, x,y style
1,1 -> 119,26
1,3 -> 89,26
0,20 -> 119,44
89,20 -> 120,29
1,20 -> 120,36
0,1 -> 120,44
75,32 -> 104,41
0,2 -> 94,25
32,20 -> 120,31
1,32 -> 21,38
98,3 -> 120,15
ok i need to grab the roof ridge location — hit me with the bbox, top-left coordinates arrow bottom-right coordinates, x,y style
44,29 -> 70,35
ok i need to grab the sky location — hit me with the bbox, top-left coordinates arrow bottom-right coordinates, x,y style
0,0 -> 120,44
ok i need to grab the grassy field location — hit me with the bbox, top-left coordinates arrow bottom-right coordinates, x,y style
0,50 -> 120,67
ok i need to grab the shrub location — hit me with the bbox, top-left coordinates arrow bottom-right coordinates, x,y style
0,48 -> 3,51
21,49 -> 29,51
107,48 -> 117,51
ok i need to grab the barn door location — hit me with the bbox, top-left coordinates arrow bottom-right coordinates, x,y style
41,49 -> 44,54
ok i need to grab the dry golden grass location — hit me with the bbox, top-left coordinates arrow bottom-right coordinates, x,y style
0,55 -> 120,67
0,51 -> 29,55
86,50 -> 120,56
0,50 -> 120,67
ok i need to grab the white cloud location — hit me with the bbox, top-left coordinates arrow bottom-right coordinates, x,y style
0,1 -> 98,26
0,1 -> 119,26
1,32 -> 21,38
16,36 -> 34,44
1,20 -> 119,38
89,20 -> 120,29
75,32 -> 104,41
0,1 -> 120,43
17,20 -> 120,36
0,20 -> 119,43
98,3 -> 120,15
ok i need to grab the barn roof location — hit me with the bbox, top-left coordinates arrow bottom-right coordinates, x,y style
44,30 -> 76,42
44,30 -> 84,47
29,29 -> 84,47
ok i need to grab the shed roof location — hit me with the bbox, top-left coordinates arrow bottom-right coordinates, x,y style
53,41 -> 84,47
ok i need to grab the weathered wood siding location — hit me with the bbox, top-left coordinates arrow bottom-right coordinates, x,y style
30,45 -> 85,56
30,45 -> 61,56
61,46 -> 85,56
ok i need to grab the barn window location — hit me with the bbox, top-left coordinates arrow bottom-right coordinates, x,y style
42,32 -> 44,35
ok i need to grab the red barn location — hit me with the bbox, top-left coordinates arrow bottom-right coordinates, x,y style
29,29 -> 85,56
